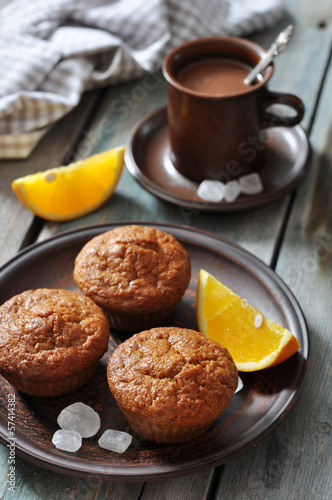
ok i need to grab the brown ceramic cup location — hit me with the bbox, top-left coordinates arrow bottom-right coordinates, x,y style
163,37 -> 305,183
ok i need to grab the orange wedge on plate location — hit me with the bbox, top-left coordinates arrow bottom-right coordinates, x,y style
196,269 -> 300,372
11,146 -> 125,221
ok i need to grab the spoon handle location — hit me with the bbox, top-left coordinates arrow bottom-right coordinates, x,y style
244,25 -> 294,85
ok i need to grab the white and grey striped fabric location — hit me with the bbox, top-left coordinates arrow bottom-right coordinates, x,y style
0,0 -> 283,158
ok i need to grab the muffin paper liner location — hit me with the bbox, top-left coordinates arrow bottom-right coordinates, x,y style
121,409 -> 213,444
2,363 -> 98,397
106,305 -> 176,334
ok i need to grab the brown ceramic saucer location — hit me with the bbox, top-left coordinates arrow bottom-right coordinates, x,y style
125,107 -> 310,212
0,222 -> 309,481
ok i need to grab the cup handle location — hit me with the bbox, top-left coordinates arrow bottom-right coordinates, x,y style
261,91 -> 305,128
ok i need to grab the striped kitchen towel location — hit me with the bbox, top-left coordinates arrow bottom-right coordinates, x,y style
0,0 -> 283,158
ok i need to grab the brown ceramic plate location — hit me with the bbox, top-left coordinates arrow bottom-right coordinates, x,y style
0,222 -> 309,481
125,107 -> 310,212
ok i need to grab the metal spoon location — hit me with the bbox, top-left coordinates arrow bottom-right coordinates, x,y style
244,25 -> 294,85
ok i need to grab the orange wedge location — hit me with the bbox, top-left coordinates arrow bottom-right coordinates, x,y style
11,146 -> 125,221
196,269 -> 300,372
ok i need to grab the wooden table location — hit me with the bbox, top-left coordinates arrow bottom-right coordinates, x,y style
0,0 -> 331,498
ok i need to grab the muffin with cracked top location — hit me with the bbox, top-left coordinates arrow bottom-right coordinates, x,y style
73,225 -> 191,333
0,288 -> 109,397
107,326 -> 238,444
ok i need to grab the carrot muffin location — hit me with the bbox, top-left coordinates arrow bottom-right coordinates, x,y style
0,288 -> 109,397
73,225 -> 191,333
107,327 -> 238,444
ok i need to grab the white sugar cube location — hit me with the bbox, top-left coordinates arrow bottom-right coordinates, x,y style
239,173 -> 263,195
98,429 -> 132,453
57,402 -> 101,438
52,429 -> 82,452
197,180 -> 225,202
224,180 -> 241,202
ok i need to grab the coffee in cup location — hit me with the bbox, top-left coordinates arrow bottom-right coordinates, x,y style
175,57 -> 257,96
163,37 -> 304,183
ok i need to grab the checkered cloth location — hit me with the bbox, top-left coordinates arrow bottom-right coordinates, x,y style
0,0 -> 283,158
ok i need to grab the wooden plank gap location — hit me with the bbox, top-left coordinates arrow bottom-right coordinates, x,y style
18,216 -> 45,252
138,482 -> 147,500
304,39 -> 332,134
57,87 -> 111,165
269,193 -> 295,270
205,466 -> 224,500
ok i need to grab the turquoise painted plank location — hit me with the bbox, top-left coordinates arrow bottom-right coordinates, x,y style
214,17 -> 332,500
